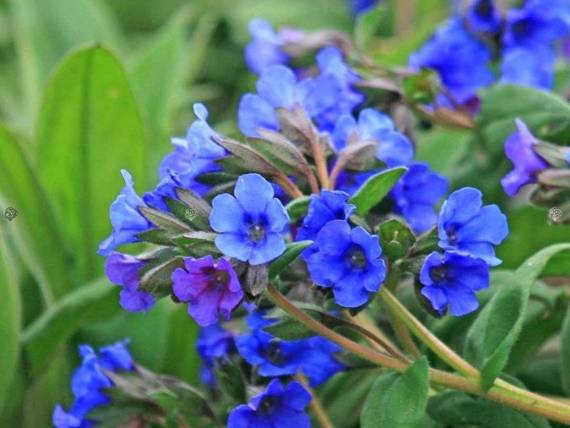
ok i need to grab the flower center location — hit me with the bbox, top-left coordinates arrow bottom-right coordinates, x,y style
430,265 -> 450,284
264,341 -> 285,366
512,18 -> 531,38
258,396 -> 279,414
346,247 -> 367,269
445,225 -> 459,245
205,267 -> 230,289
247,224 -> 266,243
475,0 -> 492,18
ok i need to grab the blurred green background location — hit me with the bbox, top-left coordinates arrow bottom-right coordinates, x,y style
0,0 -> 568,426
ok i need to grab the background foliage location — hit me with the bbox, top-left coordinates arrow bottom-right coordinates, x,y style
0,0 -> 568,427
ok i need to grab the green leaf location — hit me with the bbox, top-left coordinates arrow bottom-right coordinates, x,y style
10,0 -> 125,128
285,196 -> 310,222
37,45 -> 147,282
354,4 -> 393,49
561,306 -> 570,395
361,357 -> 429,428
428,391 -> 550,428
478,84 -> 570,156
464,243 -> 570,391
0,226 -> 21,413
268,240 -> 313,280
263,317 -> 315,341
22,277 -> 118,376
350,167 -> 407,216
0,125 -> 72,301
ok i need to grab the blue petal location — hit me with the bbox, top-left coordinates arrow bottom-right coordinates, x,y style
457,205 -> 509,245
249,232 -> 286,265
265,198 -> 289,233
238,93 -> 279,137
256,65 -> 298,108
215,233 -> 253,262
314,220 -> 352,255
333,273 -> 370,307
235,173 -> 275,217
210,194 -> 246,233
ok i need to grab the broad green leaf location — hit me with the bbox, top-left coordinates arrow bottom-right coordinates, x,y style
22,277 -> 117,376
268,240 -> 313,280
361,357 -> 429,428
428,391 -> 550,428
464,243 -> 570,391
350,167 -> 407,216
562,307 -> 570,395
10,0 -> 124,128
263,317 -> 315,341
354,4 -> 393,50
0,227 -> 21,413
478,84 -> 570,156
37,45 -> 147,281
0,125 -> 71,301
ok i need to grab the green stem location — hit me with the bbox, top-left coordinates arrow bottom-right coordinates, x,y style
266,285 -> 570,424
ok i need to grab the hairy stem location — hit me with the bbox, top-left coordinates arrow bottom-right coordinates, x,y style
295,373 -> 335,428
266,284 -> 570,424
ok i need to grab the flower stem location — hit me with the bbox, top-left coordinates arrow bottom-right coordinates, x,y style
266,284 -> 570,424
379,288 -> 479,378
295,373 -> 335,428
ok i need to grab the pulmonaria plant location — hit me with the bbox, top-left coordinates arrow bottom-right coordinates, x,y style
64,5 -> 570,427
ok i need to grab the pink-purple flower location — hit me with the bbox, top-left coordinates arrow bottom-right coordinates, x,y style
172,256 -> 244,326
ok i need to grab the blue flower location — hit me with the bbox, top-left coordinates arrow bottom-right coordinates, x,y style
500,47 -> 556,89
210,174 -> 289,265
332,109 -> 414,167
227,379 -> 311,428
197,323 -> 234,387
104,252 -> 155,313
391,163 -> 448,234
53,341 -> 134,428
98,170 -> 152,256
467,0 -> 501,33
236,312 -> 344,386
157,103 -> 225,197
296,189 -> 356,241
420,251 -> 489,316
438,187 -> 509,266
313,47 -> 364,130
238,65 -> 340,137
410,18 -> 494,103
350,0 -> 379,15
244,19 -> 304,74
172,255 -> 243,326
501,119 -> 548,196
306,220 -> 387,307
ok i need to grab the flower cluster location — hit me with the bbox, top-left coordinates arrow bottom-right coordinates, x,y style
411,0 -> 570,106
92,9 -> 518,426
53,341 -> 134,428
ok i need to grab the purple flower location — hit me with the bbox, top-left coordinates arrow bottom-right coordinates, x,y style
197,324 -> 234,387
210,174 -> 289,265
104,252 -> 155,313
227,379 -> 311,428
391,163 -> 448,234
238,64 -> 341,138
501,119 -> 548,196
438,187 -> 509,266
420,251 -> 489,316
98,170 -> 152,256
53,341 -> 134,428
332,108 -> 414,167
244,18 -> 304,74
296,189 -> 356,241
306,220 -> 387,307
172,256 -> 243,326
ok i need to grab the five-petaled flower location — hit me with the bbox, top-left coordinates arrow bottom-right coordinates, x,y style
210,173 -> 289,265
438,187 -> 508,266
419,251 -> 490,316
172,255 -> 244,326
227,379 -> 312,428
306,220 -> 387,307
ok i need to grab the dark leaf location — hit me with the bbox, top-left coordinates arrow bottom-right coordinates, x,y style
350,167 -> 407,216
